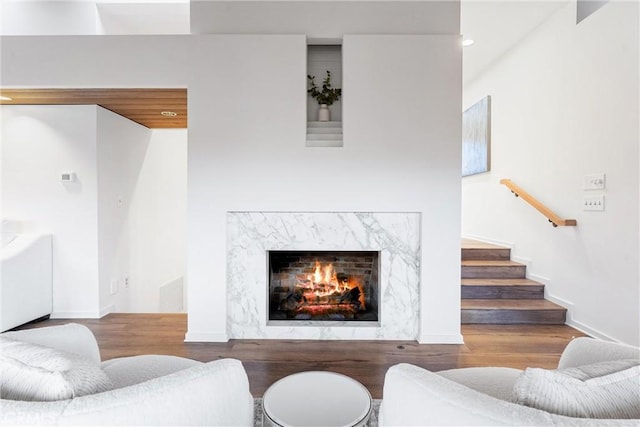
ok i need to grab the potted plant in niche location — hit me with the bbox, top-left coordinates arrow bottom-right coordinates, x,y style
307,70 -> 342,122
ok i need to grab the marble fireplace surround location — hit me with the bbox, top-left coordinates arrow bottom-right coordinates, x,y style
227,212 -> 420,339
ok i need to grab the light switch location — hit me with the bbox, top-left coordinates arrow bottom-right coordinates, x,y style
583,195 -> 605,211
583,173 -> 605,190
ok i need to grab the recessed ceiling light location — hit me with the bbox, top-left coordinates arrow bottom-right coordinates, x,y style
462,39 -> 475,47
160,111 -> 177,117
0,95 -> 13,101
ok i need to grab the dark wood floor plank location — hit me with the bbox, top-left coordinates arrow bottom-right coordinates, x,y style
14,314 -> 587,398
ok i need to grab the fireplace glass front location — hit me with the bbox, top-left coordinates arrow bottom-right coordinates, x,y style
268,250 -> 379,322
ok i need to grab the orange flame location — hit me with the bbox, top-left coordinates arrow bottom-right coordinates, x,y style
298,261 -> 366,310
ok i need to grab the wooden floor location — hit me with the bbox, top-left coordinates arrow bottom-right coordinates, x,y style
17,314 -> 587,399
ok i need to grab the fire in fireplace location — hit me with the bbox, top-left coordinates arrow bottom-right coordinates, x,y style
268,251 -> 379,322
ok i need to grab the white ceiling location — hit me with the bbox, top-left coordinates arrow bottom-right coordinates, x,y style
461,0 -> 569,84
97,2 -> 190,34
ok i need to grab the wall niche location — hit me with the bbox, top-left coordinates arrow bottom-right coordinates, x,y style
307,43 -> 342,147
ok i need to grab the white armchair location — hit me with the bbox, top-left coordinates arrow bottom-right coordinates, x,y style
379,337 -> 639,426
0,323 -> 254,426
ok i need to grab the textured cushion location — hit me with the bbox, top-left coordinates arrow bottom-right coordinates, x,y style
0,336 -> 112,401
512,359 -> 640,419
101,354 -> 202,389
2,323 -> 101,365
558,337 -> 640,369
437,367 -> 522,401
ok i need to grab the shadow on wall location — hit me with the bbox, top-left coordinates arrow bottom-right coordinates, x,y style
159,276 -> 185,312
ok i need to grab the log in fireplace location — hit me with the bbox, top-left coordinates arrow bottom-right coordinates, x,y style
268,250 -> 379,322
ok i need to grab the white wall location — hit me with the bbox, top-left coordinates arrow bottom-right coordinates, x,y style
462,0 -> 639,345
1,26 -> 461,342
185,35 -> 307,341
186,34 -> 462,342
1,105 -> 101,317
1,104 -> 187,317
128,129 -> 187,312
346,35 -> 462,343
96,107 -> 151,314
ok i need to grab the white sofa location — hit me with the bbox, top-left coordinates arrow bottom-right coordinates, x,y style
379,337 -> 640,426
0,323 -> 254,426
1,219 -> 52,332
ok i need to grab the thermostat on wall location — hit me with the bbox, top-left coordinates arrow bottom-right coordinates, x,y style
60,172 -> 76,182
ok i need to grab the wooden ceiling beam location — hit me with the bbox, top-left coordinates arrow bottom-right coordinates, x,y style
0,88 -> 187,129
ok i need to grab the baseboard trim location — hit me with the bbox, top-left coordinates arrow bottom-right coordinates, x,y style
51,311 -> 102,319
462,234 -> 515,250
545,293 -> 621,343
418,333 -> 464,344
511,255 -> 532,273
528,272 -> 551,284
565,319 -> 621,343
185,331 -> 230,342
545,292 -> 573,320
99,304 -> 114,318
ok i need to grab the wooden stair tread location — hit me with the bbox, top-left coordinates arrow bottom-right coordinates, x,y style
460,238 -> 565,325
461,278 -> 542,286
462,239 -> 508,250
462,299 -> 565,310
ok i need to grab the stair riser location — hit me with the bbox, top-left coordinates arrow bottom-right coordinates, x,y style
307,128 -> 343,134
305,140 -> 342,148
308,121 -> 341,127
306,134 -> 343,140
462,266 -> 526,279
461,310 -> 566,324
461,248 -> 511,261
462,286 -> 544,299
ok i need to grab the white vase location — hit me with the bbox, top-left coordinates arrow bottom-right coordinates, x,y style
318,104 -> 330,122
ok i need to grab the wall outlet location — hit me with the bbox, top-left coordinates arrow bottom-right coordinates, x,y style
124,277 -> 130,288
583,195 -> 605,211
583,173 -> 605,190
110,279 -> 119,295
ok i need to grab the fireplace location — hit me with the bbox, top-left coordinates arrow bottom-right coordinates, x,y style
227,212 -> 420,339
268,250 -> 379,323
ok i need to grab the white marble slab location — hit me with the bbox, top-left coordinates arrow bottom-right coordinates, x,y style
227,212 -> 421,339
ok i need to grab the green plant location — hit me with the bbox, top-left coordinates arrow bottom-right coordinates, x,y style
307,70 -> 342,105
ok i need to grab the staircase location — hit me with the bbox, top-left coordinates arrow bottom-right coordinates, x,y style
306,121 -> 343,147
461,239 -> 567,324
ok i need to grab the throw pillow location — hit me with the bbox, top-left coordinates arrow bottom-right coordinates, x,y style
0,336 -> 113,401
512,359 -> 640,419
